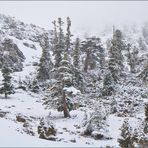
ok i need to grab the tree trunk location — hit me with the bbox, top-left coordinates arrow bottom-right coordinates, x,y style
5,93 -> 7,99
62,80 -> 70,118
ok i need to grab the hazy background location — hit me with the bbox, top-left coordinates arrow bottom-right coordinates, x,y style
0,1 -> 148,36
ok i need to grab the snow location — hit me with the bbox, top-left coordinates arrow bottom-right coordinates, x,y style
64,86 -> 81,95
0,90 -> 122,147
0,13 -> 147,147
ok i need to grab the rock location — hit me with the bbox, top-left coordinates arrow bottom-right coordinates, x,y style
23,122 -> 29,127
16,115 -> 26,123
0,111 -> 8,118
70,138 -> 76,143
91,131 -> 104,140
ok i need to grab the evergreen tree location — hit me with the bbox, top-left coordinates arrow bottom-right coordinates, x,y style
81,36 -> 104,72
138,37 -> 147,51
118,118 -> 135,148
65,17 -> 72,54
102,70 -> 114,96
83,101 -> 109,139
138,61 -> 148,85
37,47 -> 53,81
73,38 -> 80,69
72,38 -> 84,91
55,18 -> 65,68
108,29 -> 124,82
52,18 -> 65,68
126,43 -> 137,73
144,103 -> 148,134
0,66 -> 15,98
43,52 -> 75,118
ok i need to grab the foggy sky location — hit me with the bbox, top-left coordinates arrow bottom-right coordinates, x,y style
0,1 -> 148,36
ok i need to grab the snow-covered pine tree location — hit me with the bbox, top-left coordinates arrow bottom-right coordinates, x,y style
102,70 -> 114,96
43,51 -> 76,118
65,17 -> 72,55
144,103 -> 148,134
50,20 -> 58,56
37,47 -> 53,81
51,18 -> 65,69
138,37 -> 147,51
0,66 -> 15,98
73,38 -> 80,69
108,28 -> 124,82
118,118 -> 135,148
55,18 -> 65,68
125,43 -> 139,73
73,38 -> 84,91
83,101 -> 109,139
142,22 -> 148,40
138,61 -> 148,85
81,36 -> 104,72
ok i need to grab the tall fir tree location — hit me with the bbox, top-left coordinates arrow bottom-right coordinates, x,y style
81,36 -> 104,72
72,38 -> 84,91
53,18 -> 65,68
0,66 -> 15,98
102,70 -> 114,96
43,52 -> 74,118
73,38 -> 80,69
65,17 -> 72,54
118,118 -> 135,148
138,61 -> 148,85
108,28 -> 124,82
37,47 -> 53,81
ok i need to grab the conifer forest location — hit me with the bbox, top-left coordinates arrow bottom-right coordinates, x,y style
0,1 -> 148,147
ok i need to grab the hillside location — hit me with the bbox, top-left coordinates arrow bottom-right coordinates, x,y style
0,14 -> 148,147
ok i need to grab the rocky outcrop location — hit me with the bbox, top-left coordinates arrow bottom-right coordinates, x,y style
0,38 -> 25,71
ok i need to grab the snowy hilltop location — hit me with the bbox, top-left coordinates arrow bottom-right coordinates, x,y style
0,14 -> 148,147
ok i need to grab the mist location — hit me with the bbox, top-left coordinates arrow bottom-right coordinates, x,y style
0,1 -> 148,36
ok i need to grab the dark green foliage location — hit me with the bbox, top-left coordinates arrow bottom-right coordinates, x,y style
0,66 -> 15,98
118,119 -> 135,148
102,71 -> 114,96
108,29 -> 124,82
138,62 -> 148,85
28,79 -> 40,93
65,17 -> 72,54
145,103 -> 148,122
81,36 -> 104,72
38,118 -> 57,140
37,47 -> 53,81
144,103 -> 148,134
73,38 -> 80,69
126,44 -> 139,73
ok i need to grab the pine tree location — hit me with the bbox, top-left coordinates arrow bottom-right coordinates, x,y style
144,103 -> 148,134
52,18 -> 65,69
43,52 -> 75,118
138,37 -> 147,51
73,38 -> 80,69
83,101 -> 109,139
65,17 -> 72,54
81,36 -> 104,72
55,18 -> 65,68
126,43 -> 137,73
138,60 -> 148,85
37,47 -> 53,81
118,118 -> 135,148
72,38 -> 84,91
108,29 -> 124,82
0,66 -> 15,98
102,70 -> 114,96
